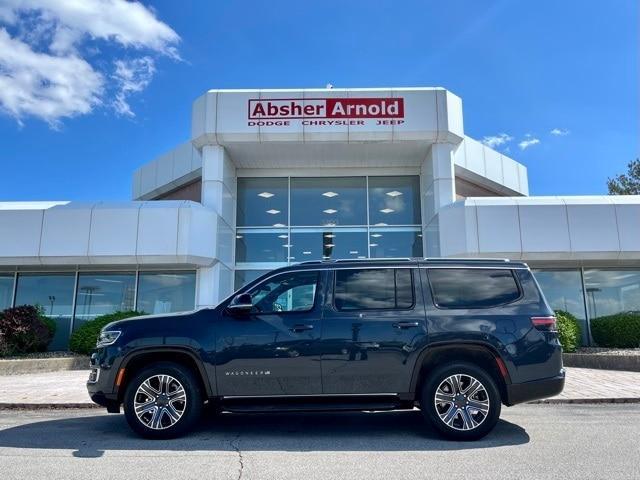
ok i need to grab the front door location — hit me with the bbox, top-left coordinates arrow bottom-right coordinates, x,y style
320,267 -> 428,394
215,269 -> 325,397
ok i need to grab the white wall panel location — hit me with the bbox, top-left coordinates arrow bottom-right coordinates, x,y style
40,203 -> 92,264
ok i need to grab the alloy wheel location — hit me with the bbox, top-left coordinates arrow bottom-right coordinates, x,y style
134,374 -> 187,430
433,374 -> 490,431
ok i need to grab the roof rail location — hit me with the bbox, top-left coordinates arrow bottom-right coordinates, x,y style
423,257 -> 511,262
298,257 -> 413,265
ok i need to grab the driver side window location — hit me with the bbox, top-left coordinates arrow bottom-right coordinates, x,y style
247,270 -> 319,314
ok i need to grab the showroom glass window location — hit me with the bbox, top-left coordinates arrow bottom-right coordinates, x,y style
235,175 -> 423,288
14,273 -> 76,351
583,269 -> 640,319
533,269 -> 589,345
74,273 -> 136,329
0,275 -> 13,310
136,271 -> 196,315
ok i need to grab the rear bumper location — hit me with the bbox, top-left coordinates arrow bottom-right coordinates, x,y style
505,369 -> 565,405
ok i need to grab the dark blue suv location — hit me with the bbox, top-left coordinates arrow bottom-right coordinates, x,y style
87,258 -> 565,440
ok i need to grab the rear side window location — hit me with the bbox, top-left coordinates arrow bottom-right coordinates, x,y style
334,268 -> 414,311
427,268 -> 521,309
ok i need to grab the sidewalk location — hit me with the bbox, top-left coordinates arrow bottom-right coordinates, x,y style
0,367 -> 638,408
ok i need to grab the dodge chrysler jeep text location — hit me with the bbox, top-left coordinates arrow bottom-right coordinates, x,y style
87,258 -> 564,440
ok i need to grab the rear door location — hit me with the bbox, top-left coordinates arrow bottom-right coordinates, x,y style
320,266 -> 428,394
215,269 -> 325,396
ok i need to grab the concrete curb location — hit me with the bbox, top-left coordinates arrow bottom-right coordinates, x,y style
529,397 -> 640,405
563,353 -> 640,372
0,357 -> 89,375
0,403 -> 100,410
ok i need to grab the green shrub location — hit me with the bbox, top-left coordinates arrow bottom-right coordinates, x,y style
591,312 -> 640,348
555,310 -> 582,353
69,311 -> 143,355
0,305 -> 55,355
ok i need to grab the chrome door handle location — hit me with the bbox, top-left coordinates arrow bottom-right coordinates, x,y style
290,324 -> 314,332
393,321 -> 420,329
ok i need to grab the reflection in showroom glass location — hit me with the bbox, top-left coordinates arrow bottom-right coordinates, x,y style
290,177 -> 367,226
368,176 -> 421,226
237,177 -> 288,227
369,228 -> 423,258
289,229 -> 368,262
236,229 -> 290,263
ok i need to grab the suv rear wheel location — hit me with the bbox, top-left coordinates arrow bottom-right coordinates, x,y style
420,362 -> 501,441
123,362 -> 203,439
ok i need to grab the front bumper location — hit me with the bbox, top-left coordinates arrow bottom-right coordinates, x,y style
87,349 -> 122,413
505,369 -> 565,405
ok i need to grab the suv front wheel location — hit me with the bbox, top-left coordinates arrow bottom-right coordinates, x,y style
420,362 -> 501,441
123,362 -> 203,439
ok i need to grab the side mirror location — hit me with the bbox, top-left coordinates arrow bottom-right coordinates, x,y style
227,293 -> 253,315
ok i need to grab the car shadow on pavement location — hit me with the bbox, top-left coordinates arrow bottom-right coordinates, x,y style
0,409 -> 529,458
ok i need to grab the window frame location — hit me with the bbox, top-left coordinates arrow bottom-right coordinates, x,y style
242,269 -> 321,316
332,266 -> 416,312
426,267 -> 523,310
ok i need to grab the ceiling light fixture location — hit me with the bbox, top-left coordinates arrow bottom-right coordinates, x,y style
386,191 -> 403,197
258,192 -> 274,198
303,251 -> 312,255
278,234 -> 288,239
349,251 -> 358,254
324,234 -> 335,238
322,191 -> 338,198
380,208 -> 394,214
369,243 -> 378,247
266,209 -> 280,215
325,243 -> 335,247
371,233 -> 382,238
323,208 -> 337,214
273,223 -> 286,227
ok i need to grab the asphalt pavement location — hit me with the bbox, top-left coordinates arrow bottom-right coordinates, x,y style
0,404 -> 638,479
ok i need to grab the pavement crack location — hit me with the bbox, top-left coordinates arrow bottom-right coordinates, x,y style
230,434 -> 244,480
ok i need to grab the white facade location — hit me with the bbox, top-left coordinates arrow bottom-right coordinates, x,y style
1,87 -> 639,347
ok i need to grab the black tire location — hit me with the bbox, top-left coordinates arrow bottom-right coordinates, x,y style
419,362 -> 501,441
123,362 -> 203,439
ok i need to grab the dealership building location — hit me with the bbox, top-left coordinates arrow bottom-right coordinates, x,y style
0,87 -> 638,350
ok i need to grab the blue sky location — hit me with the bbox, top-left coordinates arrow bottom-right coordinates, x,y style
0,0 -> 637,201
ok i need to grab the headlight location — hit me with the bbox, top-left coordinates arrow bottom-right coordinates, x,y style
96,330 -> 121,348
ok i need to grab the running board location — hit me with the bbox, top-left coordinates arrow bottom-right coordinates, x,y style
220,395 -> 404,413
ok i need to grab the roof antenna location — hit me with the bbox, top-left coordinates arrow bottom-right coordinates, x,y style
326,83 -> 334,89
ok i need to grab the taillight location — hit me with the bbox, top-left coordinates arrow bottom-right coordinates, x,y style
531,316 -> 557,332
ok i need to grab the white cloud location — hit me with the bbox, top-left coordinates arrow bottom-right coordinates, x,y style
550,128 -> 570,136
0,28 -> 103,126
481,133 -> 513,148
0,0 -> 179,125
518,135 -> 540,150
112,57 -> 155,117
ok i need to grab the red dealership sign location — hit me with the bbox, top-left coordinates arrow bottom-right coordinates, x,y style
248,98 -> 404,121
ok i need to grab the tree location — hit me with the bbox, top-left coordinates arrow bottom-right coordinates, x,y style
607,159 -> 640,195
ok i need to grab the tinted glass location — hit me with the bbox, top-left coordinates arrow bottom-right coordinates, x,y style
369,228 -> 423,258
236,229 -> 289,263
368,176 -> 421,225
247,271 -> 319,314
533,269 -> 589,345
74,273 -> 136,328
583,269 -> 640,318
234,270 -> 268,290
15,273 -> 75,351
0,275 -> 13,310
290,177 -> 367,226
334,268 -> 414,311
137,272 -> 196,315
237,177 -> 288,227
290,228 -> 368,262
428,269 -> 520,308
